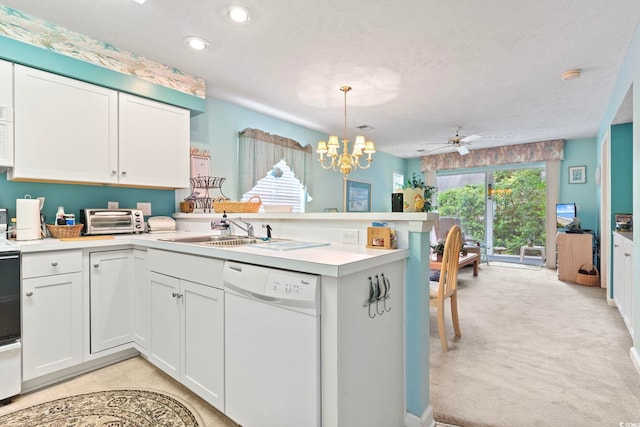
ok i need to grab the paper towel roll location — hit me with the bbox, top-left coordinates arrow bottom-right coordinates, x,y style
16,198 -> 41,240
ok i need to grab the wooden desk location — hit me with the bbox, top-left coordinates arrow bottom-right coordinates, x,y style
430,253 -> 479,276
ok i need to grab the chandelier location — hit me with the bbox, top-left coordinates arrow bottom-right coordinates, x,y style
316,86 -> 376,178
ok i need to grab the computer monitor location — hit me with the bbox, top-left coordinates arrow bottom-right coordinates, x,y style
556,203 -> 577,228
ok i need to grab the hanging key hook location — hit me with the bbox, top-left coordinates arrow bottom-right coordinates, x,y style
382,273 -> 391,312
375,275 -> 384,315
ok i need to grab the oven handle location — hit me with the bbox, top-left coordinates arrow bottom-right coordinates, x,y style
0,253 -> 19,260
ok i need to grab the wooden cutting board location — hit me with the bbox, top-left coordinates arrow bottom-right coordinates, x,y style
59,236 -> 115,241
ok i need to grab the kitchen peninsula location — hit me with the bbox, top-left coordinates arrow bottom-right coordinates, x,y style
15,212 -> 437,427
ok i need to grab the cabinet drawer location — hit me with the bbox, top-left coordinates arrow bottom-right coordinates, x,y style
148,249 -> 223,288
22,250 -> 82,278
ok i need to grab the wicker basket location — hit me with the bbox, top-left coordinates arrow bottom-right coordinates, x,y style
179,200 -> 195,213
575,263 -> 600,287
212,195 -> 262,213
47,224 -> 84,238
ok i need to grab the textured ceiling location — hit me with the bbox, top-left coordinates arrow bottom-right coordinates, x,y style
3,0 -> 640,158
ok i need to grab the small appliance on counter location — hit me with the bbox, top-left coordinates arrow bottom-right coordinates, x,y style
147,216 -> 177,233
81,208 -> 144,235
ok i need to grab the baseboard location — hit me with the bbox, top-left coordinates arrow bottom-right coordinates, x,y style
405,405 -> 435,427
631,346 -> 640,377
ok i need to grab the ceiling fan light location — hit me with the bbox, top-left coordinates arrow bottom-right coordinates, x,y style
457,145 -> 470,155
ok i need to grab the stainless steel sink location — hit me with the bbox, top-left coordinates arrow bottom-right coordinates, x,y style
159,235 -> 290,247
160,235 -> 258,246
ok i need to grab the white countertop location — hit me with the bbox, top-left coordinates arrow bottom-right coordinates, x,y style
13,232 -> 409,277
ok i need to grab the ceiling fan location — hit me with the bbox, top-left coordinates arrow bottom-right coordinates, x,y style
423,127 -> 482,156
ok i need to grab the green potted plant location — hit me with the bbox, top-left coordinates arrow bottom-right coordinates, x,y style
430,239 -> 446,261
401,172 -> 437,212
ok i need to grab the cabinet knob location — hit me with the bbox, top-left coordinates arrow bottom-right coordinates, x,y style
177,293 -> 183,299
624,252 -> 631,257
172,292 -> 179,298
93,263 -> 100,268
51,261 -> 58,267
111,170 -> 117,174
25,291 -> 33,297
121,171 -> 127,175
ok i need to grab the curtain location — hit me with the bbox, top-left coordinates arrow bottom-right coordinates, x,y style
545,159 -> 561,268
238,128 -> 313,197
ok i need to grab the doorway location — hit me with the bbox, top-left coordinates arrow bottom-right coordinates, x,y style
436,167 -> 546,264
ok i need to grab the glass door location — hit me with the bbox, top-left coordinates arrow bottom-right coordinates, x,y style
436,167 -> 546,263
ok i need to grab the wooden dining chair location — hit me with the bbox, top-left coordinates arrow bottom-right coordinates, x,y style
429,224 -> 462,351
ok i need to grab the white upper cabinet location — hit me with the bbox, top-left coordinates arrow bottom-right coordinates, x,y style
0,59 -> 14,167
9,65 -> 191,188
119,93 -> 190,189
11,65 -> 119,184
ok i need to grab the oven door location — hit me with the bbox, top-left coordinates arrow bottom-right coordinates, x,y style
0,251 -> 20,345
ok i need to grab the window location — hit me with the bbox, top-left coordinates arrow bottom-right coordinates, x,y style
242,159 -> 310,212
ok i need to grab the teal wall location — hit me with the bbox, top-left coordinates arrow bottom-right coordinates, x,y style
559,138 -> 599,231
0,173 -> 176,223
610,123 -> 633,225
193,97 -> 408,212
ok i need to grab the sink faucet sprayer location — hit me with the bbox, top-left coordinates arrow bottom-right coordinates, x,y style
228,217 -> 254,238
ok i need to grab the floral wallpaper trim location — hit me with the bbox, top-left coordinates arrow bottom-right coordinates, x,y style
0,5 -> 205,98
421,139 -> 565,172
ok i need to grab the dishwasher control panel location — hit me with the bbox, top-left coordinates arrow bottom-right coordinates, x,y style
265,272 -> 318,301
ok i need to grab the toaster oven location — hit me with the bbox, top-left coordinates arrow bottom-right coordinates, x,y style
82,208 -> 144,235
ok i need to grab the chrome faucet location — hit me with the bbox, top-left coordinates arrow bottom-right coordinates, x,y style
228,217 -> 254,237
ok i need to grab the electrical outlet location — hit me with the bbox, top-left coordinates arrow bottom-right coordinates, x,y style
137,202 -> 152,216
340,229 -> 359,244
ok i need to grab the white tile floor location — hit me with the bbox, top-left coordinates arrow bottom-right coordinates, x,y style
0,356 -> 458,427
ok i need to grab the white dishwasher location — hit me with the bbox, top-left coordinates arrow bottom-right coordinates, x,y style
223,261 -> 320,427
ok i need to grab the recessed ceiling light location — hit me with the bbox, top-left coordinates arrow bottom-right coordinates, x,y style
184,36 -> 210,51
133,0 -> 146,4
562,69 -> 581,80
225,5 -> 251,23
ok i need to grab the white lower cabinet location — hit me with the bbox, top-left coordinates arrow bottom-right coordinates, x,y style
613,233 -> 634,336
148,249 -> 225,410
89,249 -> 135,353
22,250 -> 83,381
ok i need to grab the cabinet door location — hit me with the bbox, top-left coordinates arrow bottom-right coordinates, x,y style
622,238 -> 634,335
11,65 -> 118,183
22,272 -> 83,381
133,249 -> 150,352
182,280 -> 224,409
149,271 -> 181,380
118,93 -> 190,188
613,234 -> 624,309
89,250 -> 134,353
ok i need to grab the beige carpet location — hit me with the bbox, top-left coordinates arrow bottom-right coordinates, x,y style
430,264 -> 640,427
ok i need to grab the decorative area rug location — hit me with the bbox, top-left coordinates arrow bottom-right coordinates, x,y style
0,389 -> 201,426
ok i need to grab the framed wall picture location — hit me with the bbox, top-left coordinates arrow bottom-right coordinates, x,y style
344,179 -> 371,212
568,165 -> 586,184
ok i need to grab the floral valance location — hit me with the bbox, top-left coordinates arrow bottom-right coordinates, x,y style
421,139 -> 565,172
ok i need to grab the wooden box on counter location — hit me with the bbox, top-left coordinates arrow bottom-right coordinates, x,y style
366,227 -> 391,249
